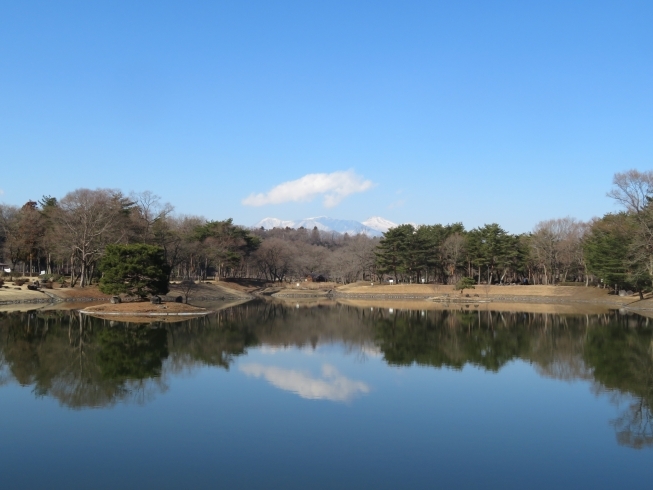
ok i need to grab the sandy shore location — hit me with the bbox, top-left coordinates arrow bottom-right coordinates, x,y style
82,302 -> 206,313
79,302 -> 210,323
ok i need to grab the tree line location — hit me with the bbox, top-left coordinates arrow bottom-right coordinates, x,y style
1,170 -> 652,291
376,169 -> 653,294
0,189 -> 375,286
374,218 -> 587,286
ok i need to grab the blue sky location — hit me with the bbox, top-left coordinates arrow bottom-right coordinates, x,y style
1,0 -> 651,233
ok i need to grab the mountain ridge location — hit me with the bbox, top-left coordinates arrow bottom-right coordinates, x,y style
253,216 -> 398,237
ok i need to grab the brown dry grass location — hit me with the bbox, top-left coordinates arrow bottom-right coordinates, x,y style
257,281 -> 337,293
0,286 -> 48,301
47,285 -> 112,299
293,281 -> 338,290
168,281 -> 252,298
336,283 -> 643,305
2,279 -> 252,304
83,302 -> 206,314
209,278 -> 267,293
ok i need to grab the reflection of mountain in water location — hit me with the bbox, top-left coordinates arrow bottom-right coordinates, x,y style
1,303 -> 652,447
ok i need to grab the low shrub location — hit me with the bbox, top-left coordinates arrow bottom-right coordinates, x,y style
40,273 -> 61,282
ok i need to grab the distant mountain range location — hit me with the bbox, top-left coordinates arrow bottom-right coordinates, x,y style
253,216 -> 398,237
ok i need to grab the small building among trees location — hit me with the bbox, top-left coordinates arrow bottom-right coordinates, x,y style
306,273 -> 328,282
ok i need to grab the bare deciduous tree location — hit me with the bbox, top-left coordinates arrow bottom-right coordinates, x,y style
532,217 -> 587,285
607,169 -> 653,214
255,238 -> 296,282
0,204 -> 22,270
55,189 -> 129,287
130,191 -> 174,243
442,233 -> 466,284
178,278 -> 197,304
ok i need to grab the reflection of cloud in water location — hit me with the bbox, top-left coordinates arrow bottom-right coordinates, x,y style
239,363 -> 370,402
259,345 -> 316,356
360,345 -> 382,358
259,346 -> 285,355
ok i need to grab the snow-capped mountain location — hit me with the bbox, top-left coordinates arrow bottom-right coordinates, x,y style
253,216 -> 398,237
361,216 -> 397,233
254,218 -> 296,229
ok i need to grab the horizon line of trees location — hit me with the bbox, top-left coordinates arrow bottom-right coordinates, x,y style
1,169 -> 653,293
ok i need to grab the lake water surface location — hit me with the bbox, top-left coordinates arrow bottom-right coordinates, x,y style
1,301 -> 652,489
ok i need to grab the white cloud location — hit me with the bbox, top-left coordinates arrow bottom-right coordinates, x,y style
242,170 -> 374,208
239,363 -> 370,402
0,189 -> 4,196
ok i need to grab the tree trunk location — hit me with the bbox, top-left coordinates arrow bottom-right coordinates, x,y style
80,260 -> 87,287
70,256 -> 75,286
88,262 -> 95,285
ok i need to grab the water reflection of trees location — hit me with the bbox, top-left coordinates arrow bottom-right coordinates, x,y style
0,311 -> 169,408
1,304 -> 652,449
370,309 -> 594,373
584,321 -> 653,449
368,307 -> 653,449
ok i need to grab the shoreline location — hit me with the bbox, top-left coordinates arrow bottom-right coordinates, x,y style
79,310 -> 211,317
332,292 -> 634,307
4,282 -> 653,313
267,283 -> 653,311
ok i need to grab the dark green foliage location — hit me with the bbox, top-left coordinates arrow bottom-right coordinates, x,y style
467,223 -> 516,284
584,322 -> 653,448
97,326 -> 169,380
373,310 -> 534,372
455,277 -> 476,291
374,221 -> 531,285
38,195 -> 58,209
99,244 -> 171,298
583,213 -> 632,288
375,224 -> 416,281
375,223 -> 468,283
626,203 -> 653,293
192,218 -> 261,278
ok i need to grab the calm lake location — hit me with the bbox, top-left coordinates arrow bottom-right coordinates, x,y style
1,301 -> 652,489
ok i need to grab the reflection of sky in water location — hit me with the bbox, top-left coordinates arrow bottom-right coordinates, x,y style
2,307 -> 653,489
258,345 -> 315,355
240,363 -> 370,402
